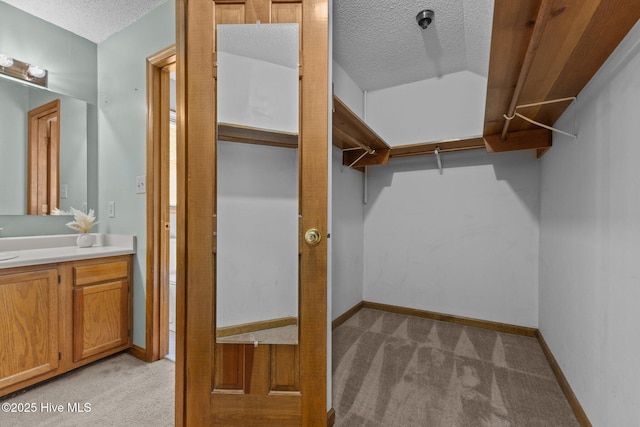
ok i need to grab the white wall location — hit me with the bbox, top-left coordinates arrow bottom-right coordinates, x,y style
333,60 -> 364,118
539,21 -> 640,426
217,141 -> 298,327
366,70 -> 486,145
331,147 -> 364,319
218,53 -> 298,133
97,0 -> 175,347
364,150 -> 540,327
218,24 -> 298,133
333,59 -> 538,327
331,59 -> 365,320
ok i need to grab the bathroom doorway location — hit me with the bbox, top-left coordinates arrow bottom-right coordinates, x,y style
144,45 -> 177,363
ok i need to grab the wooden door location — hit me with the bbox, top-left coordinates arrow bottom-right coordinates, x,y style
27,100 -> 60,215
176,0 -> 329,425
0,268 -> 59,389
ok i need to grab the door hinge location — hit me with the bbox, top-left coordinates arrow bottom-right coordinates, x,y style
58,352 -> 62,360
58,275 -> 61,284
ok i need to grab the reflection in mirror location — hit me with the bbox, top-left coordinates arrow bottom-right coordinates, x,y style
0,77 -> 88,215
216,23 -> 299,345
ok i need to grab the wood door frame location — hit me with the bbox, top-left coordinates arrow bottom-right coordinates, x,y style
143,45 -> 176,363
176,0 -> 329,425
27,99 -> 60,215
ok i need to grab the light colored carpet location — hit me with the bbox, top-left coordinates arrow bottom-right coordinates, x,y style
333,308 -> 580,427
3,310 -> 580,426
1,353 -> 174,426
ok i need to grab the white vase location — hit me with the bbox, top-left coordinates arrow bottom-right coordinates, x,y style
76,233 -> 95,248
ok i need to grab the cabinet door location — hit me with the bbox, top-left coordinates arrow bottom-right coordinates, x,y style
0,269 -> 59,389
73,280 -> 129,362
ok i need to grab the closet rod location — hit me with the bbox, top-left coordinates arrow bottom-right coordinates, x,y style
501,0 -> 553,140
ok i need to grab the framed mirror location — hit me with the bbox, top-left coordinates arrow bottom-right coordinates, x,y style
0,77 -> 88,215
215,23 -> 299,345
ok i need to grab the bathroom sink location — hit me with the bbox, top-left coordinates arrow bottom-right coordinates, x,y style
0,252 -> 19,262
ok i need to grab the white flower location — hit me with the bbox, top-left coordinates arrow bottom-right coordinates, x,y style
65,208 -> 98,233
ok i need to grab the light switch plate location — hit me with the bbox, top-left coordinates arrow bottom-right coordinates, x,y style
108,201 -> 115,218
60,184 -> 68,199
136,175 -> 146,194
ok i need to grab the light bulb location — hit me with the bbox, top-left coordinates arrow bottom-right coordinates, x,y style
28,65 -> 46,78
0,54 -> 14,68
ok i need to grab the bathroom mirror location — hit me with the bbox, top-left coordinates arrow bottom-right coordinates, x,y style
215,23 -> 299,345
0,77 -> 88,215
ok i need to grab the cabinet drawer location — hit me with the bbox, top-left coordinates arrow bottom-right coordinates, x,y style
74,260 -> 128,286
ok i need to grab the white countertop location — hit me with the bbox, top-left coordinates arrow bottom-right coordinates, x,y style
0,234 -> 136,269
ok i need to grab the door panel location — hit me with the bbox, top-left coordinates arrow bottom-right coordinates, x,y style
0,269 -> 59,389
72,280 -> 129,362
212,394 -> 301,426
271,344 -> 300,392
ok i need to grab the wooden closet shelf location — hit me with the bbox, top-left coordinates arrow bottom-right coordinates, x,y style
218,123 -> 298,149
332,95 -> 391,169
332,96 -> 551,171
483,0 -> 640,155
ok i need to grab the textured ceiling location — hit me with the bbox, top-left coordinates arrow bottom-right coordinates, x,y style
333,0 -> 494,91
1,0 -> 169,43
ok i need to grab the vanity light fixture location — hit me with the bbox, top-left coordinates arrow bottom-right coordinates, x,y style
0,53 -> 48,88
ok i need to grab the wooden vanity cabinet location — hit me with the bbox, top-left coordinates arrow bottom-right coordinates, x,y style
0,255 -> 133,397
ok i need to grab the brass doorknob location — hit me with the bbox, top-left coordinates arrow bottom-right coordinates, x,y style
304,228 -> 322,245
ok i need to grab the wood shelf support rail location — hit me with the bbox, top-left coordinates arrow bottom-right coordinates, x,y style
501,0 -> 554,140
347,150 -> 373,169
333,125 -> 375,155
